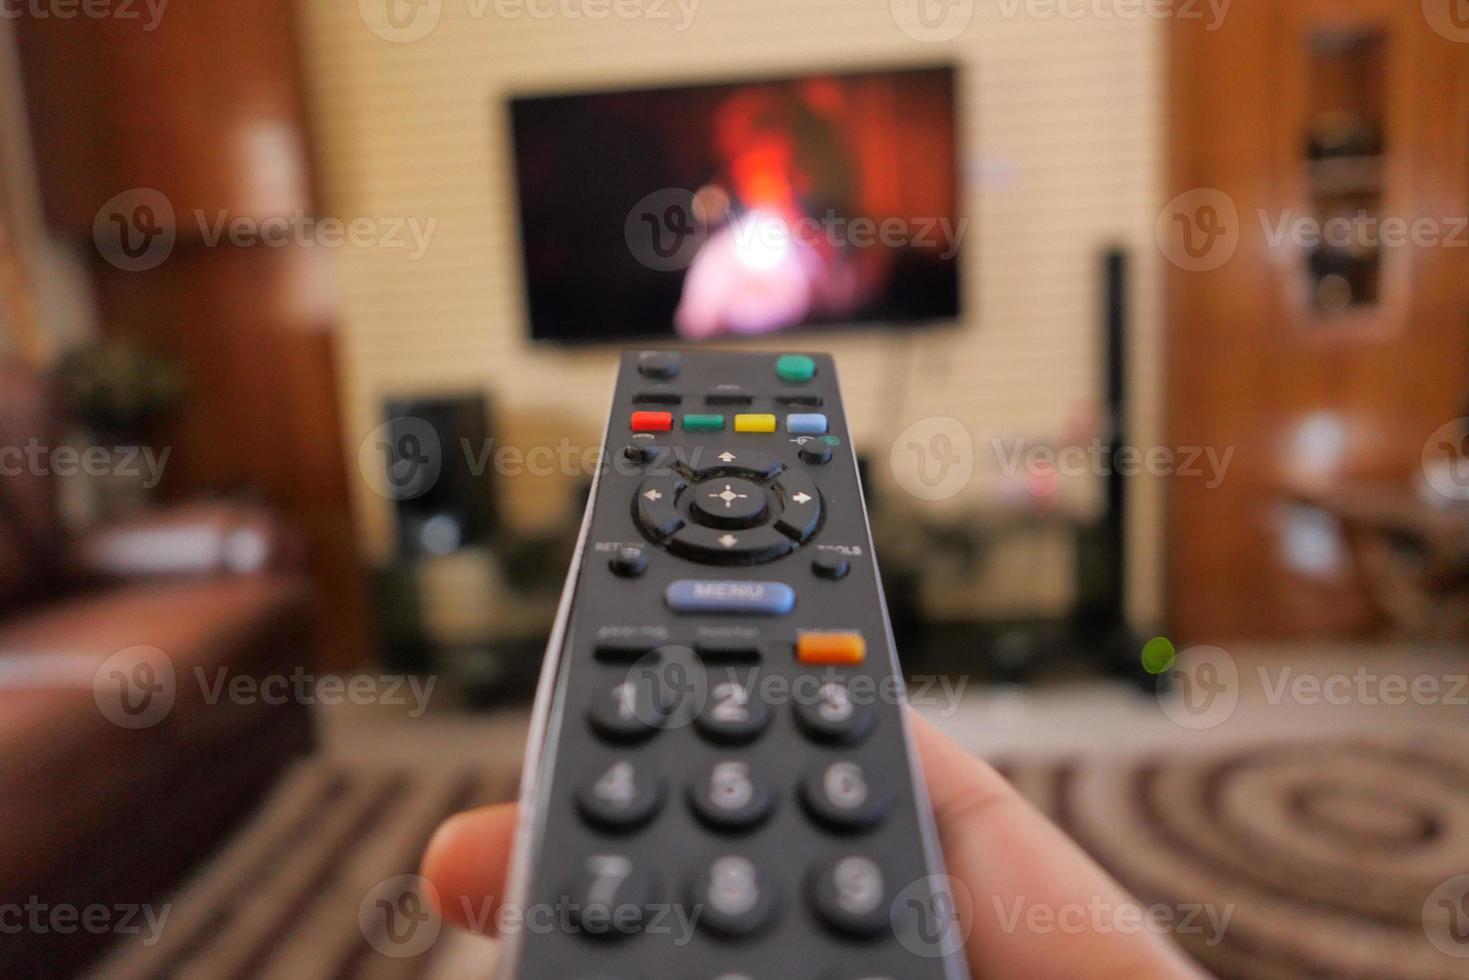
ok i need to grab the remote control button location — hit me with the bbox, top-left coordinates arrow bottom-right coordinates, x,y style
566,853 -> 658,939
683,413 -> 726,432
794,678 -> 876,745
797,631 -> 867,666
631,411 -> 673,433
785,413 -> 828,435
773,473 -> 821,540
689,477 -> 768,529
635,476 -> 686,538
798,441 -> 833,465
776,354 -> 816,382
776,394 -> 823,407
695,674 -> 771,744
705,386 -> 753,405
608,545 -> 648,577
637,351 -> 681,379
665,579 -> 794,615
667,525 -> 794,565
577,759 -> 664,832
733,413 -> 777,434
622,443 -> 663,465
693,635 -> 763,663
687,448 -> 784,481
588,676 -> 666,742
593,627 -> 665,662
810,855 -> 891,938
802,760 -> 888,832
690,856 -> 778,938
632,391 -> 681,405
688,760 -> 773,831
812,554 -> 850,579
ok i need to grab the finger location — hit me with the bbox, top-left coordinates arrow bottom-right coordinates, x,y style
908,711 -> 1207,980
420,802 -> 519,933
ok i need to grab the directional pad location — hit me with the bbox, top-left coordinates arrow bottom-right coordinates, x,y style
689,476 -> 768,529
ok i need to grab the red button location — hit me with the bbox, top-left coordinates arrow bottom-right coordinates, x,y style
631,411 -> 673,432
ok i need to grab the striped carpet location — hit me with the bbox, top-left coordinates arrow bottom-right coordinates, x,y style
86,731 -> 1469,979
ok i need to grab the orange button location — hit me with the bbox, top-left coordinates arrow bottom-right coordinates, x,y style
631,411 -> 673,432
796,631 -> 867,665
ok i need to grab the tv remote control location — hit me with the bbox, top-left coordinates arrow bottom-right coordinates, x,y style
497,350 -> 970,980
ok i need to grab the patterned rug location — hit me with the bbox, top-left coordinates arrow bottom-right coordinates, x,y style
88,732 -> 1469,979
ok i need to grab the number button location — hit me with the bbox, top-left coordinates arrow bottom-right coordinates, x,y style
577,760 -> 663,832
587,676 -> 666,743
695,674 -> 771,744
565,853 -> 657,940
810,855 -> 891,938
795,679 -> 875,745
689,760 -> 774,832
690,855 -> 778,938
801,760 -> 889,832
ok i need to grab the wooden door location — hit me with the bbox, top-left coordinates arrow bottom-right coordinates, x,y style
1165,0 -> 1469,641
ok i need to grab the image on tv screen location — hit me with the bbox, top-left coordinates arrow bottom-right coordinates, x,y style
509,65 -> 962,344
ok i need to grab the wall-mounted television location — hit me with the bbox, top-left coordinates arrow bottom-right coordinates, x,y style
508,65 -> 962,344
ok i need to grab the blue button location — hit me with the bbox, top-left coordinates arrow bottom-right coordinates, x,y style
786,413 -> 828,435
665,580 -> 795,615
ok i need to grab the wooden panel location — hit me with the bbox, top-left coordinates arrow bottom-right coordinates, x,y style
1165,1 -> 1469,642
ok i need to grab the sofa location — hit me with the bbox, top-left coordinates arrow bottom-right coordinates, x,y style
0,359 -> 320,976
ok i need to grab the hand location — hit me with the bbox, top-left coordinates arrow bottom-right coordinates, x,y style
420,710 -> 1208,979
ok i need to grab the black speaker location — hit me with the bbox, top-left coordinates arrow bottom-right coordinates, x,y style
381,395 -> 498,558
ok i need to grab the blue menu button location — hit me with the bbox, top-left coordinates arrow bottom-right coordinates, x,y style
665,580 -> 795,616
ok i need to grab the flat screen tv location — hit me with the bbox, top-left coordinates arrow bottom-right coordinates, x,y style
508,65 -> 962,344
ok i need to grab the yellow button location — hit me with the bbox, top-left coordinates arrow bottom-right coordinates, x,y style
797,631 -> 867,665
734,413 -> 777,433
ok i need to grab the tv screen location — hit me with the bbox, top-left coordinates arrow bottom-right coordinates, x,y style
509,65 -> 962,344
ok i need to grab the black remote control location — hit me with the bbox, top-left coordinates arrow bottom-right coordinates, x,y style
497,350 -> 970,980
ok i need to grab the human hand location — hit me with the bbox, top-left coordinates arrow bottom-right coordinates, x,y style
421,710 -> 1208,979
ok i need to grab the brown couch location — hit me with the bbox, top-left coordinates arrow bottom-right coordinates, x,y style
0,360 -> 320,977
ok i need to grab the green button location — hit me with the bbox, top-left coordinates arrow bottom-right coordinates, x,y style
776,354 -> 815,383
682,414 -> 726,432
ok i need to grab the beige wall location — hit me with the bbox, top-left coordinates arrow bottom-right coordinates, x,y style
297,1 -> 1165,625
